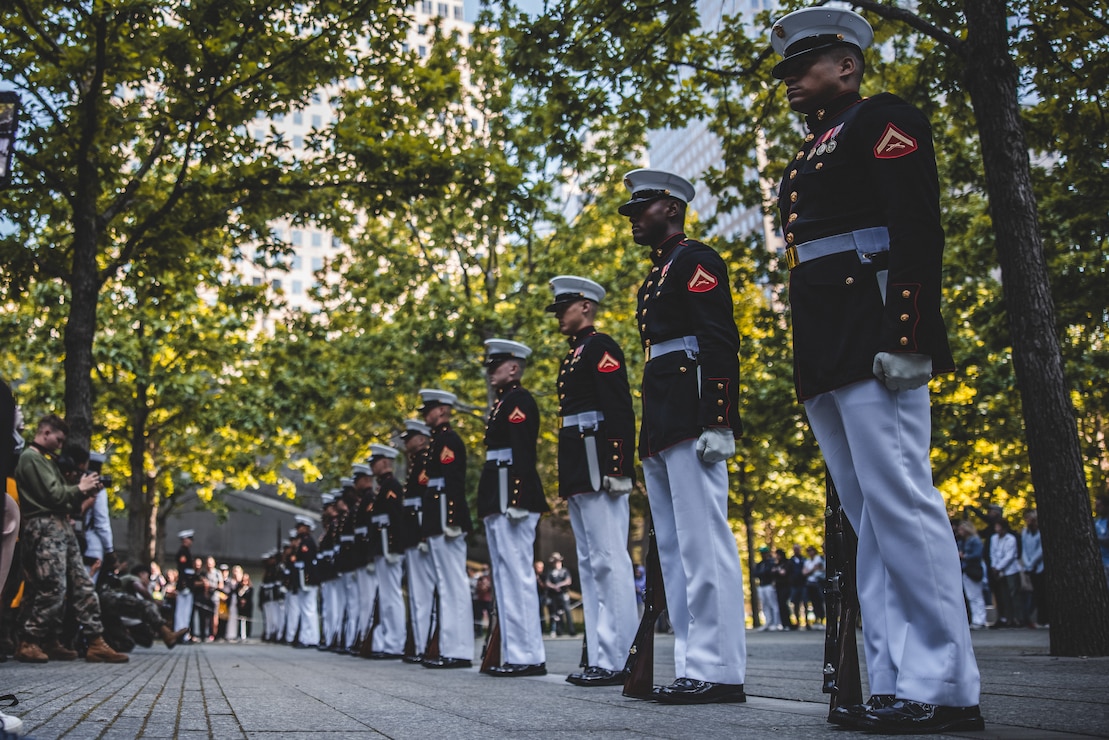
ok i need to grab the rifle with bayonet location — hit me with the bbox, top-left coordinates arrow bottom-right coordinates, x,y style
822,471 -> 863,713
423,587 -> 440,661
478,595 -> 501,673
622,514 -> 665,699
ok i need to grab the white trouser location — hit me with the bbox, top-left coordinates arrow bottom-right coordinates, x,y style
296,585 -> 320,646
428,533 -> 475,661
805,379 -> 980,706
642,439 -> 746,685
757,584 -> 780,628
355,566 -> 378,640
225,597 -> 239,640
371,556 -> 406,654
262,599 -> 278,638
568,491 -> 638,672
320,579 -> 341,646
338,571 -> 360,648
484,513 -> 545,666
406,546 -> 437,655
284,589 -> 301,642
962,573 -> 987,627
174,590 -> 194,633
273,599 -> 286,639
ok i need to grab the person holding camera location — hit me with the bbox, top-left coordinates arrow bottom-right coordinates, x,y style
14,414 -> 127,664
81,452 -> 115,584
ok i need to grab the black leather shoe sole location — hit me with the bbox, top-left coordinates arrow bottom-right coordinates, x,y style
860,715 -> 985,734
423,657 -> 473,669
858,706 -> 985,735
566,671 -> 629,687
486,663 -> 547,677
655,684 -> 747,705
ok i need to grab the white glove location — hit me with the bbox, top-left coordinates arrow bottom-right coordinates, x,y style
602,476 -> 633,497
417,542 -> 430,554
366,561 -> 376,574
872,352 -> 932,391
443,525 -> 464,539
696,427 -> 735,464
385,552 -> 403,565
505,506 -> 530,521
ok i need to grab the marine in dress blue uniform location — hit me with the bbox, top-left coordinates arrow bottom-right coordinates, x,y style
290,515 -> 321,647
398,419 -> 438,664
418,389 -> 475,668
316,495 -> 342,650
770,6 -> 981,734
367,444 -> 407,659
350,463 -> 378,648
478,339 -> 549,677
622,169 -> 748,704
546,276 -> 639,687
173,530 -> 196,638
333,478 -> 361,653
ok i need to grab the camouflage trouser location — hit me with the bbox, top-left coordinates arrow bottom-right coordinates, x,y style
100,589 -> 165,631
19,514 -> 104,642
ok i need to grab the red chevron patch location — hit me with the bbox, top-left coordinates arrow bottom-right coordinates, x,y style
874,123 -> 918,159
597,352 -> 621,373
687,264 -> 718,293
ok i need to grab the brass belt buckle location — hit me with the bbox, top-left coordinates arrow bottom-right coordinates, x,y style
785,245 -> 800,270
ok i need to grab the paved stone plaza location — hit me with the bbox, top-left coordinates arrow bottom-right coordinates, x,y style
2,628 -> 1106,739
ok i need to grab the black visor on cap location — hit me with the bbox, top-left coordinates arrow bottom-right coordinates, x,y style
773,37 -> 859,78
618,189 -> 673,217
545,292 -> 587,313
485,353 -> 517,370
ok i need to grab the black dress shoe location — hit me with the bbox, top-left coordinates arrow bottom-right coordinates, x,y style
859,700 -> 984,734
828,694 -> 896,728
402,654 -> 424,664
654,677 -> 746,705
367,651 -> 404,660
422,656 -> 473,669
566,666 -> 629,687
486,662 -> 547,677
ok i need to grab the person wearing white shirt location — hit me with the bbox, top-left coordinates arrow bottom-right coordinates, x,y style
988,520 -> 1023,628
1020,510 -> 1045,627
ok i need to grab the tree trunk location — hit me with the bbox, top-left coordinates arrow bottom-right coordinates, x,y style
962,0 -> 1109,655
737,464 -> 761,628
126,371 -> 156,565
62,229 -> 98,448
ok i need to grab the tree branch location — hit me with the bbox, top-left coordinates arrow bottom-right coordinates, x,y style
850,0 -> 965,54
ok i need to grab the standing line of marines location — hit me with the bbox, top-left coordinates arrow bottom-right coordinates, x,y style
177,7 -> 985,732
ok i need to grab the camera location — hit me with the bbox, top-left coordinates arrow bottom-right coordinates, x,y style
89,451 -> 112,489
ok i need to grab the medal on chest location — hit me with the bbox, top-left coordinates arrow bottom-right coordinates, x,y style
808,123 -> 844,160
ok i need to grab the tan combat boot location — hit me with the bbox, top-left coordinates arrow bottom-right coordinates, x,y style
85,636 -> 129,663
160,625 -> 189,648
15,641 -> 49,664
45,640 -> 79,661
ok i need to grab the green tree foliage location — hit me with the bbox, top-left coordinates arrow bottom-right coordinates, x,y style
0,0 -> 462,556
491,0 -> 1109,650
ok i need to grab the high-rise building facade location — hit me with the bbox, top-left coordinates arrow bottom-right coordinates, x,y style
230,2 -> 475,315
646,0 -> 782,249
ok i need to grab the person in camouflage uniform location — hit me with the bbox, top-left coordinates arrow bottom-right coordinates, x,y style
15,414 -> 128,663
99,563 -> 188,650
